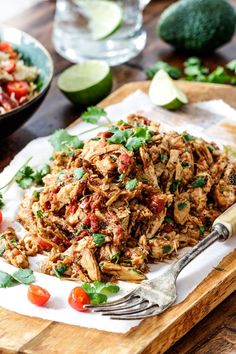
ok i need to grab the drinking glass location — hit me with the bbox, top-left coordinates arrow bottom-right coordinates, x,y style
52,0 -> 151,66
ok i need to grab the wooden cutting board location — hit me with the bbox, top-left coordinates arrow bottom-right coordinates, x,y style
1,81 -> 236,354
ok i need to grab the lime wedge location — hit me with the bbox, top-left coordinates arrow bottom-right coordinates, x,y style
58,60 -> 112,106
149,69 -> 188,110
75,0 -> 123,40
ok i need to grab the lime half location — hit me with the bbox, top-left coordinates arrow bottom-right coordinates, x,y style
75,0 -> 123,40
58,60 -> 112,106
149,69 -> 188,110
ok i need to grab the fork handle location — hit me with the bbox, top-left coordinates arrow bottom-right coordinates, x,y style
172,203 -> 236,275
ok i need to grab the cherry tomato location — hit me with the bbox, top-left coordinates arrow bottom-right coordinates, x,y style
12,249 -> 20,257
6,80 -> 29,100
37,238 -> 52,252
0,211 -> 2,224
28,284 -> 50,306
4,59 -> 16,74
68,287 -> 90,312
118,153 -> 131,173
0,42 -> 17,59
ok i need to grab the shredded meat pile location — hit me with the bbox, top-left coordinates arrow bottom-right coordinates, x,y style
1,115 -> 236,282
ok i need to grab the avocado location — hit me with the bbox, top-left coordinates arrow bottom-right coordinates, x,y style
157,0 -> 236,53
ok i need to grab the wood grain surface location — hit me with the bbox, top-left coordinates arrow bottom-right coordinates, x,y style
1,0 -> 236,353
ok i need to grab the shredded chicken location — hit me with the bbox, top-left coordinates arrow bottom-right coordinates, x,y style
2,115 -> 235,282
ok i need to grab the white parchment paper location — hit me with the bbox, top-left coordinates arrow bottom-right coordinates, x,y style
0,90 -> 236,333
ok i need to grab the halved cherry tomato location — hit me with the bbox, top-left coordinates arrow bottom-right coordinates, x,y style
4,59 -> 16,74
28,284 -> 50,306
0,42 -> 17,59
12,249 -> 20,257
0,211 -> 2,224
6,80 -> 29,100
68,287 -> 90,312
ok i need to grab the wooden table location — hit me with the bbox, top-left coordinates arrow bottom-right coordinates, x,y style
1,1 -> 236,353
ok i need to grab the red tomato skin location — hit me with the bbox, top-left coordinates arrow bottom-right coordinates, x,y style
151,196 -> 165,214
0,42 -> 17,59
5,59 -> 16,74
28,284 -> 50,306
0,211 -> 2,224
37,238 -> 52,252
68,287 -> 90,312
6,81 -> 29,100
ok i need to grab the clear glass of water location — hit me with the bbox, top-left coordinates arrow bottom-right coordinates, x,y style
52,0 -> 150,66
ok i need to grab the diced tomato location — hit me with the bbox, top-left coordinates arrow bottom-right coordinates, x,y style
6,80 -> 29,100
4,59 -> 16,73
102,131 -> 112,139
0,211 -> 2,224
28,284 -> 50,306
12,249 -> 20,256
118,153 -> 131,173
69,203 -> 77,214
37,238 -> 52,252
151,196 -> 165,213
68,287 -> 90,312
90,213 -> 99,232
0,42 -> 17,59
163,223 -> 174,233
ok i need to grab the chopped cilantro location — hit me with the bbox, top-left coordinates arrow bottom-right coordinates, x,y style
207,145 -> 214,154
177,202 -> 187,210
92,233 -> 106,246
73,167 -> 85,180
107,129 -> 132,144
163,245 -> 171,254
111,253 -> 120,264
36,210 -> 44,218
181,161 -> 189,168
145,61 -> 182,80
199,226 -> 205,236
192,176 -> 206,188
208,66 -> 231,84
80,106 -> 110,124
170,179 -> 180,193
125,136 -> 145,151
12,268 -> 35,285
164,215 -> 174,224
0,270 -> 14,288
118,173 -> 125,182
54,264 -> 67,278
49,129 -> 84,152
125,178 -> 137,191
15,165 -> 34,189
82,281 -> 120,305
33,188 -> 44,199
183,133 -> 194,142
160,153 -> 168,163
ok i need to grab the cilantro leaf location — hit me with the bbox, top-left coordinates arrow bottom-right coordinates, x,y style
111,252 -> 120,264
81,106 -> 108,124
177,202 -> 187,210
160,153 -> 168,163
182,133 -> 194,142
89,293 -> 107,305
226,59 -> 236,73
73,167 -> 85,180
145,61 -> 182,80
125,178 -> 137,191
199,226 -> 205,236
192,176 -> 206,188
170,179 -> 180,193
163,245 -> 171,254
0,270 -> 14,288
207,66 -> 231,84
54,264 -> 67,278
32,164 -> 51,184
92,233 -> 106,246
164,215 -> 174,224
107,129 -> 132,144
118,173 -> 124,182
12,268 -> 35,285
15,165 -> 34,189
125,136 -> 145,151
93,281 -> 120,295
49,129 -> 84,152
36,210 -> 44,218
0,193 -> 4,209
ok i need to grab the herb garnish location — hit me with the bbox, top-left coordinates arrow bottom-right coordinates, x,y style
92,233 -> 106,246
0,193 -> 4,209
82,281 -> 119,305
160,153 -> 168,163
164,215 -> 174,224
0,268 -> 35,288
145,61 -> 182,80
81,106 -> 111,125
36,210 -> 44,218
111,253 -> 120,264
182,133 -> 194,142
199,226 -> 205,236
49,129 -> 84,152
54,264 -> 67,278
125,178 -> 137,191
170,179 -> 180,193
177,202 -> 187,210
73,167 -> 85,180
192,176 -> 206,188
163,245 -> 171,254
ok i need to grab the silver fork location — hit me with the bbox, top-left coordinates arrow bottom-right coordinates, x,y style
84,204 -> 236,320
